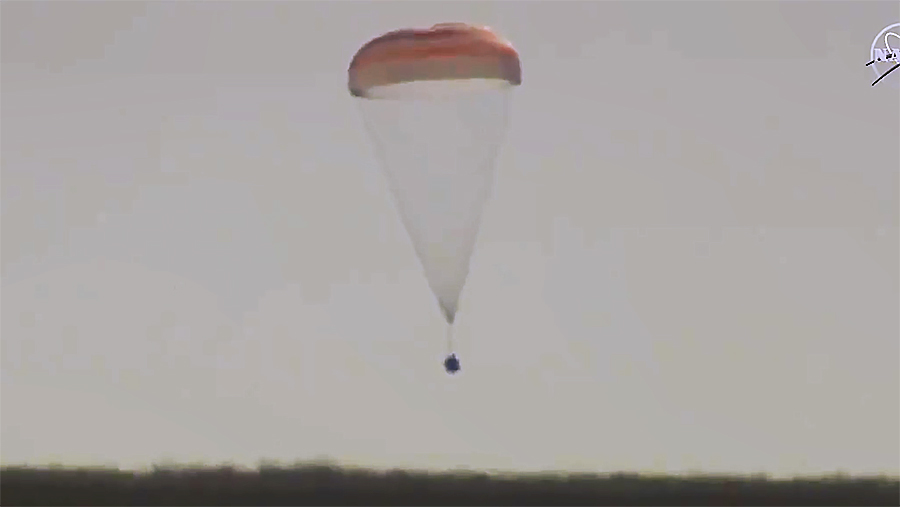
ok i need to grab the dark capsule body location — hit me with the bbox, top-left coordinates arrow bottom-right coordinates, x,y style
444,354 -> 461,374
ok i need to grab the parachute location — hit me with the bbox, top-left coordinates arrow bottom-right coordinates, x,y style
349,23 -> 521,357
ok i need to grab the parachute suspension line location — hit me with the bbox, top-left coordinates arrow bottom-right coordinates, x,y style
445,324 -> 456,355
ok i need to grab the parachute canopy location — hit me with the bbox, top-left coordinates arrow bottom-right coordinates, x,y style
349,23 -> 520,335
348,23 -> 522,99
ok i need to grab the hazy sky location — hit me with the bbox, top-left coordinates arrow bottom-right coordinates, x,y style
2,1 -> 898,477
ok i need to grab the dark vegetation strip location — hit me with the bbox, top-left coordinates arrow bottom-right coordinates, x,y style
1,465 -> 897,506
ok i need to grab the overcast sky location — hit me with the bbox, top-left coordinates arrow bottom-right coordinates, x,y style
2,1 -> 898,477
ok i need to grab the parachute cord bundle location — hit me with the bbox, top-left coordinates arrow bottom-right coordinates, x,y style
445,324 -> 455,355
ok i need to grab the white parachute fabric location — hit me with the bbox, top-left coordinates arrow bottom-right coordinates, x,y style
356,80 -> 512,324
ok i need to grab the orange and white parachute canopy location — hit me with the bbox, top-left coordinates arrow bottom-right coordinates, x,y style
348,23 -> 522,99
348,24 -> 520,335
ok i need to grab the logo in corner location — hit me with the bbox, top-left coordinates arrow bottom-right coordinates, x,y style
867,22 -> 900,87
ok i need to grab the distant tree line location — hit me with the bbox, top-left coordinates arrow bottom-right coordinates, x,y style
1,464 -> 897,506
